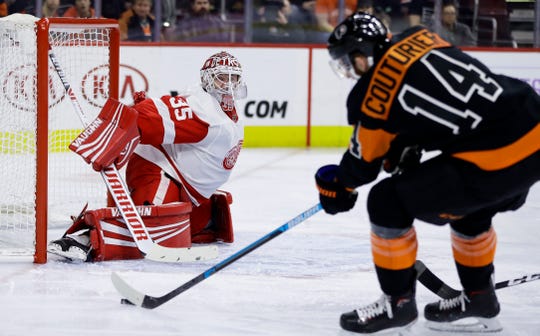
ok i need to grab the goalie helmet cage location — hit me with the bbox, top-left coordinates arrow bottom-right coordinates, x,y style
0,14 -> 120,263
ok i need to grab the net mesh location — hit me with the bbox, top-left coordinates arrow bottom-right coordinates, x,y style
0,15 -> 114,257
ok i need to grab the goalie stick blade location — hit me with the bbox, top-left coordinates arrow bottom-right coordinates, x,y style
144,245 -> 218,263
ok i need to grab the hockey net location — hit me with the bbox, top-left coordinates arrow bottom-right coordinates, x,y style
0,14 -> 119,263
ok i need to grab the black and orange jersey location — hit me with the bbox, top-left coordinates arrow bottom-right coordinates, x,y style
339,26 -> 540,188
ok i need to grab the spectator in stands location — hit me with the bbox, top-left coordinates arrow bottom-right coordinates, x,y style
290,0 -> 319,41
430,0 -> 476,46
118,0 -> 158,41
161,0 -> 177,29
0,0 -> 7,17
226,0 -> 243,18
314,0 -> 357,32
6,0 -> 30,14
102,0 -> 129,20
291,0 -> 317,24
253,0 -> 307,43
357,0 -> 373,14
41,0 -> 61,17
169,0 -> 230,42
63,0 -> 95,18
401,0 -> 427,26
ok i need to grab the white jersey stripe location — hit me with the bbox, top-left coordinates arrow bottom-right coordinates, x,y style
152,98 -> 176,144
152,171 -> 170,205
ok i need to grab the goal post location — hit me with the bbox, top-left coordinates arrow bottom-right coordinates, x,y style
0,14 -> 120,263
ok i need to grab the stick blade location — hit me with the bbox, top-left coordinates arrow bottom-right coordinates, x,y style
144,245 -> 218,263
111,272 -> 146,307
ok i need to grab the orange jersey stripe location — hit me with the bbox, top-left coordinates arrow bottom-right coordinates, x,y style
358,127 -> 397,162
361,29 -> 450,121
452,123 -> 540,171
371,228 -> 417,270
452,227 -> 497,267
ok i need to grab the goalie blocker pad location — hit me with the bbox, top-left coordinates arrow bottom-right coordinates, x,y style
69,98 -> 140,171
65,202 -> 192,261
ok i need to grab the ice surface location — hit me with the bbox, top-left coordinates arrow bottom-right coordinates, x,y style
1,148 -> 539,335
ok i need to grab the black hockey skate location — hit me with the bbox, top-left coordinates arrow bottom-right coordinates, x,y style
424,286 -> 502,332
47,233 -> 92,262
340,292 -> 418,334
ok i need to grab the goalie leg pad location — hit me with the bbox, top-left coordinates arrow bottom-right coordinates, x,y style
191,190 -> 234,244
86,202 -> 192,261
212,190 -> 234,243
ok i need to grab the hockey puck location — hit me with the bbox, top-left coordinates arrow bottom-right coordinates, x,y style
120,298 -> 135,305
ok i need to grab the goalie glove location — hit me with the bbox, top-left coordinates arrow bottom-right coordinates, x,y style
132,91 -> 147,105
315,164 -> 358,215
69,98 -> 140,171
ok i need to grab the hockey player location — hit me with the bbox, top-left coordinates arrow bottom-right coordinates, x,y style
315,12 -> 540,334
48,51 -> 247,262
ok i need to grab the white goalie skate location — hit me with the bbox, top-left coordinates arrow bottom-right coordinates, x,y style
47,233 -> 92,262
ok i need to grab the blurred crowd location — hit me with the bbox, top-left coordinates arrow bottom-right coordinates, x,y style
0,0 -> 515,46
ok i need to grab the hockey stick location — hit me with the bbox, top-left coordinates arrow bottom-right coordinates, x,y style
415,260 -> 540,299
48,48 -> 216,262
111,203 -> 323,308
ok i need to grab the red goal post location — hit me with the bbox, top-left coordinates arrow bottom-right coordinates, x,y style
0,14 -> 119,263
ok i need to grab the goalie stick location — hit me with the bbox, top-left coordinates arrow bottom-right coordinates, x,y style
111,203 -> 323,308
415,260 -> 540,299
48,48 -> 216,262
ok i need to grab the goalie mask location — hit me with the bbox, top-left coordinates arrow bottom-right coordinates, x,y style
327,12 -> 391,79
200,51 -> 247,107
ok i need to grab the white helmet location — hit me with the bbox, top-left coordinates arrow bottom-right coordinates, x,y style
200,51 -> 247,100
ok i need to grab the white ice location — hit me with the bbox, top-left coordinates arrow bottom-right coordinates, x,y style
1,148 -> 539,336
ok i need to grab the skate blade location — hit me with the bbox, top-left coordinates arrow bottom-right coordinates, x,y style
395,319 -> 418,336
426,317 -> 503,333
346,319 -> 417,336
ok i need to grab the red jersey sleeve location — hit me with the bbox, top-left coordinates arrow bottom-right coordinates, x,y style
134,95 -> 209,145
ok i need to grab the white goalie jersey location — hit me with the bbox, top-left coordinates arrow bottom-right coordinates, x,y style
132,85 -> 244,205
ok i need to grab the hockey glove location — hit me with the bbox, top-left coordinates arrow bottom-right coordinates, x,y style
132,91 -> 147,105
315,164 -> 358,215
383,145 -> 421,175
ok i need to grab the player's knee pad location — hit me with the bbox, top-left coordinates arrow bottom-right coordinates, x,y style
367,178 -> 413,229
191,190 -> 234,244
84,202 -> 192,261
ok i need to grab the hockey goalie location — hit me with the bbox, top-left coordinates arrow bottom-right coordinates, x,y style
48,51 -> 247,262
